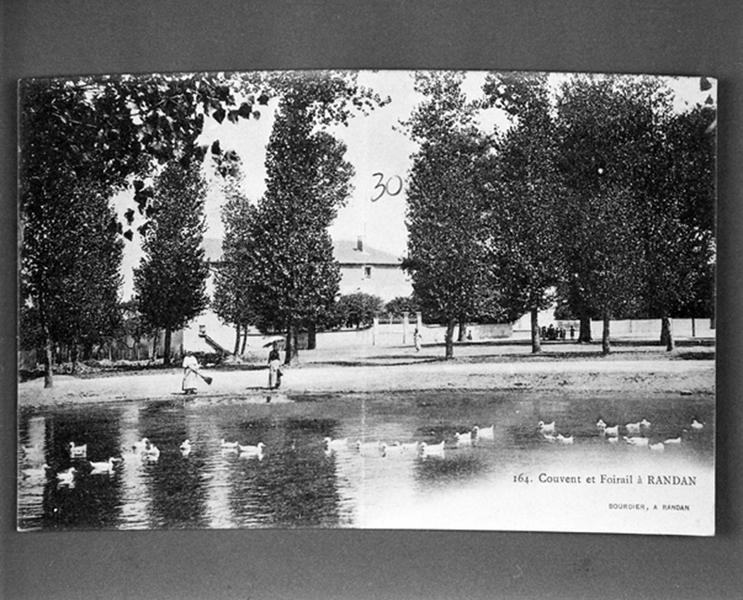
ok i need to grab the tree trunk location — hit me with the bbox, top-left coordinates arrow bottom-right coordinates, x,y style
530,307 -> 542,354
579,315 -> 592,343
163,328 -> 172,365
233,323 -> 241,355
43,328 -> 54,389
152,329 -> 159,361
444,318 -> 455,359
307,321 -> 317,350
291,323 -> 300,363
601,311 -> 611,355
661,316 -> 674,351
284,323 -> 292,365
457,315 -> 467,342
70,342 -> 79,375
240,328 -> 248,355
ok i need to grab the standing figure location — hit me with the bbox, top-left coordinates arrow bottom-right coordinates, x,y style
182,351 -> 200,394
414,327 -> 422,352
267,342 -> 281,389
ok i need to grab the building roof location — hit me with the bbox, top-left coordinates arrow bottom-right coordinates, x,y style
202,237 -> 403,266
333,239 -> 403,265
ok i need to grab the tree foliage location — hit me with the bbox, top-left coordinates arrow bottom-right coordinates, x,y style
18,72 -> 271,386
554,74 -> 715,351
331,293 -> 385,329
20,176 -> 124,376
402,72 -> 495,359
133,157 -> 210,365
483,72 -> 564,352
242,73 -> 381,362
211,155 -> 258,354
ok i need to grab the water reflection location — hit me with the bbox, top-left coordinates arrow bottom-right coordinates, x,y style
17,391 -> 714,532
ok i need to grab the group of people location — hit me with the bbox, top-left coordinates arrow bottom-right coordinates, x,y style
540,324 -> 575,341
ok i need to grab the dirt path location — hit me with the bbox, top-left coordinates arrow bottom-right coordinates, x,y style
18,350 -> 715,407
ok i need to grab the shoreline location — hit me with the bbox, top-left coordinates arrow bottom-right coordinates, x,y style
17,351 -> 715,407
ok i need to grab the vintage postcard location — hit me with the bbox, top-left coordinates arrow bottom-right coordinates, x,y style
17,69 -> 716,534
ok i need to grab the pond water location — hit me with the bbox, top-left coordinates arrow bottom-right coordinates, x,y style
17,391 -> 715,534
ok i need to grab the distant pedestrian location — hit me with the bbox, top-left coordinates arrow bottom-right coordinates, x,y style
267,342 -> 281,389
182,351 -> 200,394
414,327 -> 422,351
570,325 -> 575,341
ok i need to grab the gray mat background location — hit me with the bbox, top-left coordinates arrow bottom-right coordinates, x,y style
2,1 -> 742,598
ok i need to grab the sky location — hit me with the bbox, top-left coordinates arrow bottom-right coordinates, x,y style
115,70 -> 716,299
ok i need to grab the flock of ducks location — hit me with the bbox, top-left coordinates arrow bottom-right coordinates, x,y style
537,416 -> 705,452
20,416 -> 707,488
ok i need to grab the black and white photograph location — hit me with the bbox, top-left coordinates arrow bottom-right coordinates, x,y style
17,69 -> 716,535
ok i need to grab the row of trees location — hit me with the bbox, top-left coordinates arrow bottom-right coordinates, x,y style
20,69 -> 714,384
403,72 -> 715,358
20,71 -> 387,385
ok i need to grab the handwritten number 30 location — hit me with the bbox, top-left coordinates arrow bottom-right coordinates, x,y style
371,173 -> 403,202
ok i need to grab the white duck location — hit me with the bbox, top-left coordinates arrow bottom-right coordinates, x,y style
141,442 -> 160,461
664,436 -> 682,445
380,442 -> 407,457
649,442 -> 665,452
640,418 -> 652,429
419,440 -> 445,458
89,457 -> 119,474
323,437 -> 348,451
624,436 -> 650,447
556,434 -> 574,445
68,442 -> 87,459
454,431 -> 473,446
238,442 -> 265,458
56,466 -> 77,486
691,418 -> 704,431
596,419 -> 619,437
625,422 -> 642,435
538,421 -> 556,434
604,425 -> 620,437
179,440 -> 193,456
473,425 -> 495,439
541,432 -> 557,443
22,463 -> 51,479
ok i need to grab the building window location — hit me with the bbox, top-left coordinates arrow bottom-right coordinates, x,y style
363,266 -> 372,279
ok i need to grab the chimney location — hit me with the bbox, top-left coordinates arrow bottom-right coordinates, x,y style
356,236 -> 364,252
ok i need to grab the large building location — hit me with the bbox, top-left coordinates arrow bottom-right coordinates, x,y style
180,237 -> 412,356
334,237 -> 412,302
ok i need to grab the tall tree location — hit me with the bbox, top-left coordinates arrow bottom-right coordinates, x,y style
402,72 -> 494,359
245,74 -> 370,363
641,103 -> 716,350
212,153 -> 257,355
555,74 -> 668,352
567,186 -> 646,354
20,176 -> 124,380
133,156 -> 210,365
483,72 -> 564,353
